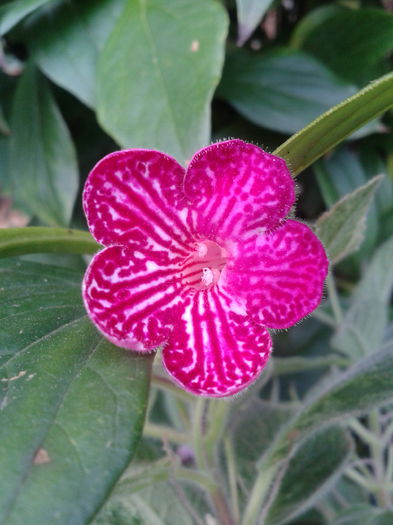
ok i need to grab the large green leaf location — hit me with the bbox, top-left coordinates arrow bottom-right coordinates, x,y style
0,227 -> 100,258
266,426 -> 352,525
9,65 -> 79,226
25,0 -> 127,107
218,49 -> 361,136
316,175 -> 382,264
0,258 -> 152,524
96,0 -> 228,163
0,0 -> 54,35
292,6 -> 393,84
332,235 -> 393,359
236,0 -> 273,46
273,71 -> 393,176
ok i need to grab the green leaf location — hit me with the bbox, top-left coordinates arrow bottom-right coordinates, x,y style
9,65 -> 79,226
314,147 -> 380,266
218,49 -> 361,136
0,258 -> 152,524
332,505 -> 381,525
244,345 -> 393,525
236,0 -> 273,46
316,175 -> 382,264
0,0 -> 54,35
273,71 -> 393,176
0,227 -> 101,258
94,481 -> 195,525
96,0 -> 228,163
285,344 -> 393,454
266,426 -> 352,525
292,6 -> 393,84
332,235 -> 393,359
25,0 -> 127,107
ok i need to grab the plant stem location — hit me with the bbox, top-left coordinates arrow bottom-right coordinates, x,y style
327,271 -> 343,324
224,436 -> 240,523
193,398 -> 209,471
348,418 -> 381,447
241,463 -> 282,525
144,422 -> 188,444
210,488 -> 236,525
204,399 -> 230,464
369,410 -> 391,508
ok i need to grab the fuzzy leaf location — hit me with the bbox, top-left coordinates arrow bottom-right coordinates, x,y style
316,175 -> 382,264
266,426 -> 352,525
0,227 -> 100,258
332,235 -> 393,359
274,71 -> 393,176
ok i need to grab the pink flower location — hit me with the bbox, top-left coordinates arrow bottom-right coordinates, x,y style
82,140 -> 328,397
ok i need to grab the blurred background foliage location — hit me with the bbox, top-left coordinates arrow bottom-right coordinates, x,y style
0,1 -> 393,524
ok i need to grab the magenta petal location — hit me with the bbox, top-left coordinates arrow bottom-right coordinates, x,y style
83,245 -> 187,350
184,140 -> 295,240
162,287 -> 272,397
83,149 -> 192,253
224,220 -> 329,329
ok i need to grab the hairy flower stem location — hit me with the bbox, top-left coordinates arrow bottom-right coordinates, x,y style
193,398 -> 235,525
369,410 -> 391,508
224,436 -> 240,523
241,462 -> 282,525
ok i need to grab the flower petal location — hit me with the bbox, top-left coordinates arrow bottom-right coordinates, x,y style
83,149 -> 192,254
183,140 -> 295,240
223,220 -> 329,329
162,286 -> 271,397
83,245 -> 187,350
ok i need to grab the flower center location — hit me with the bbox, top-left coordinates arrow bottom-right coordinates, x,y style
182,240 -> 227,291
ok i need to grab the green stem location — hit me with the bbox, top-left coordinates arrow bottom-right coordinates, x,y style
210,488 -> 236,525
274,71 -> 393,175
204,399 -> 230,465
193,398 -> 209,471
0,227 -> 100,258
348,418 -> 381,447
326,272 -> 343,325
242,462 -> 282,525
152,374 -> 192,402
311,309 -> 337,328
369,410 -> 391,508
224,436 -> 240,523
143,422 -> 188,445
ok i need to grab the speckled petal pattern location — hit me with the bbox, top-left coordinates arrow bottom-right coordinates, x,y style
162,286 -> 272,397
184,140 -> 295,240
83,245 -> 188,350
223,220 -> 329,329
83,149 -> 192,255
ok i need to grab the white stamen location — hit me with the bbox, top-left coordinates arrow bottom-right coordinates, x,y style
201,268 -> 214,286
